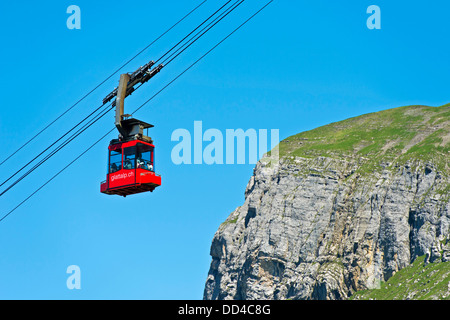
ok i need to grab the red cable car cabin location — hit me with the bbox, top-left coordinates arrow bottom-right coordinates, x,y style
100,139 -> 161,197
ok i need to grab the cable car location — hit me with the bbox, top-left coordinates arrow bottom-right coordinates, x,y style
100,120 -> 161,197
100,71 -> 162,197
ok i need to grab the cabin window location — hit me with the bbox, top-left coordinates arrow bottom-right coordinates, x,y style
136,143 -> 154,172
123,146 -> 137,170
109,149 -> 122,173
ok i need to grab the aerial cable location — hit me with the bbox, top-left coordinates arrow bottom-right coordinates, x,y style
162,0 -> 245,66
133,0 -> 271,116
0,103 -> 116,197
0,83 -> 148,197
0,0 -> 273,223
0,128 -> 115,223
0,0 -> 244,196
0,101 -> 113,189
154,0 -> 233,65
0,0 -> 208,168
102,0 -> 242,106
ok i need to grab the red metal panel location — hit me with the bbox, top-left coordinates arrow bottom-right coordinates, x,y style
109,143 -> 122,151
108,140 -> 155,151
108,169 -> 136,189
137,169 -> 161,186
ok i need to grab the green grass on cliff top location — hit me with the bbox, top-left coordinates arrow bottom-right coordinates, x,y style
279,104 -> 450,171
350,255 -> 450,300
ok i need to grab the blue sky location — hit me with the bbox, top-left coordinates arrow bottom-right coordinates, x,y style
0,0 -> 449,299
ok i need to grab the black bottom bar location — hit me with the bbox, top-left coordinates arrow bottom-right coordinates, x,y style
3,299 -> 447,318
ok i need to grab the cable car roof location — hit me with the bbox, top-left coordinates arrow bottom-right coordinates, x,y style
121,118 -> 154,129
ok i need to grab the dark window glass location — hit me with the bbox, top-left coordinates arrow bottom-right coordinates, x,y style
109,149 -> 122,173
136,143 -> 154,172
123,146 -> 136,170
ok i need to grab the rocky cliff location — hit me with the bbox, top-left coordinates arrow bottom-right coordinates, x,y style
204,104 -> 450,300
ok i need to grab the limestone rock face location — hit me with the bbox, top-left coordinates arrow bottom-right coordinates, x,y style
203,105 -> 450,300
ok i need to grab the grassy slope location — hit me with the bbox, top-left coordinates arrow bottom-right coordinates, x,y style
351,255 -> 450,300
279,104 -> 450,176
